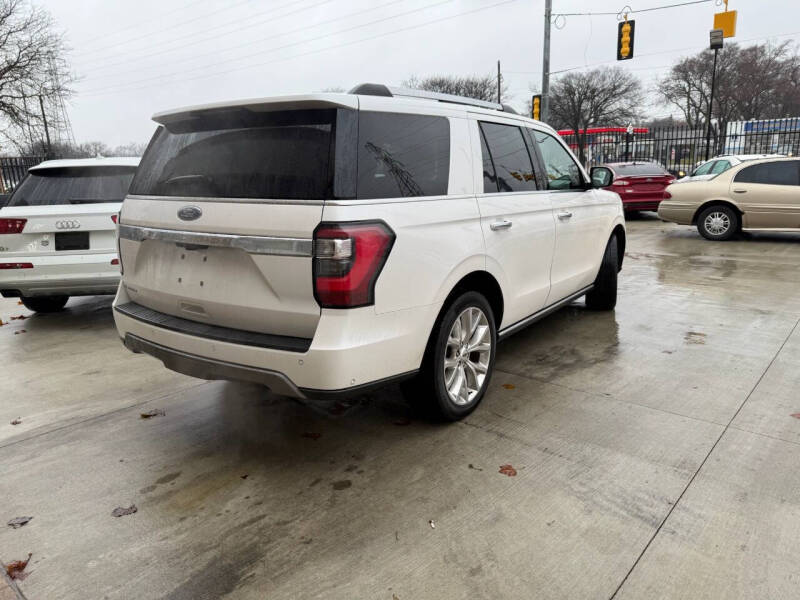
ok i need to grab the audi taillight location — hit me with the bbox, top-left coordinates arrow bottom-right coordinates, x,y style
313,221 -> 395,308
0,263 -> 33,269
0,218 -> 26,234
612,180 -> 630,186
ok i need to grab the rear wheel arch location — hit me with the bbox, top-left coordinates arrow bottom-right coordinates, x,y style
692,199 -> 743,226
441,271 -> 504,328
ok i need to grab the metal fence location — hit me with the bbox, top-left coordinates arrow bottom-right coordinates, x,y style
0,156 -> 46,193
559,121 -> 800,175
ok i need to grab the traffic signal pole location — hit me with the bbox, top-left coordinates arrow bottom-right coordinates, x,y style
541,0 -> 551,122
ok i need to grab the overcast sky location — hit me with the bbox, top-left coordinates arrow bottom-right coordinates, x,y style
36,0 -> 796,147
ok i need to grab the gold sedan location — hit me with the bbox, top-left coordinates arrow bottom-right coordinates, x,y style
658,157 -> 800,240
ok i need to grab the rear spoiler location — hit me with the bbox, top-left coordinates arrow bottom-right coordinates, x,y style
152,94 -> 359,128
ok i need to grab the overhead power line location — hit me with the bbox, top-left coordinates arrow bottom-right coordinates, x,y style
82,0 -> 519,98
79,0 -> 342,76
80,0 -> 460,93
553,0 -> 713,18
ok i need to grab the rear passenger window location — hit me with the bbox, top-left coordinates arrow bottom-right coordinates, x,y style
357,112 -> 450,199
735,161 -> 800,186
532,130 -> 584,190
479,122 -> 537,193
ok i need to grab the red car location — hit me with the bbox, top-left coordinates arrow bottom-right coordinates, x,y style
602,162 -> 675,212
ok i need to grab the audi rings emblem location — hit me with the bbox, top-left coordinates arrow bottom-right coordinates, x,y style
55,220 -> 81,230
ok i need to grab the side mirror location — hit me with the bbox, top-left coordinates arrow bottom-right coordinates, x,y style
590,166 -> 613,188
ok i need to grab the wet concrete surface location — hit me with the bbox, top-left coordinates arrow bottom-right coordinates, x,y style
2,214 -> 800,599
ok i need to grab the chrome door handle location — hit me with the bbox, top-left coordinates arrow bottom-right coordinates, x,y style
557,211 -> 573,219
733,189 -> 747,193
490,219 -> 513,231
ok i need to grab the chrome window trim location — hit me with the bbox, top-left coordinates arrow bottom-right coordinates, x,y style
118,224 -> 312,257
125,194 -> 324,206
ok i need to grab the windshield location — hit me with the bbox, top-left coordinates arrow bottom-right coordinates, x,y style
8,166 -> 136,207
613,163 -> 669,176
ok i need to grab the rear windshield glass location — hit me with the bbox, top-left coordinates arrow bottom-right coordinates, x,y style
8,166 -> 136,207
130,109 -> 338,200
612,163 -> 668,176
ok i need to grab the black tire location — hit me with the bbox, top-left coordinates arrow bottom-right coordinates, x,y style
696,204 -> 739,241
585,236 -> 618,311
402,291 -> 497,421
20,295 -> 68,313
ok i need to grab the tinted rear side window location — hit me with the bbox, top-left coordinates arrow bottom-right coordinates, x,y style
479,122 -> 537,192
357,112 -> 449,199
735,161 -> 800,185
8,167 -> 136,207
130,109 -> 340,200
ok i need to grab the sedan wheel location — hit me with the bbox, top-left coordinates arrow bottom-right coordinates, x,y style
697,204 -> 739,241
704,211 -> 730,236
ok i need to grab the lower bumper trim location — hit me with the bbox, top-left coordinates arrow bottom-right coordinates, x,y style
123,334 -> 306,399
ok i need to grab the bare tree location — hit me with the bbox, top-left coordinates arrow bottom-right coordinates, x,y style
0,0 -> 73,155
547,66 -> 643,165
657,42 -> 800,152
403,74 -> 507,103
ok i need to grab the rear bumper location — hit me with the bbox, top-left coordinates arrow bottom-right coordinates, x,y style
657,202 -> 695,225
113,284 -> 439,396
620,194 -> 663,211
0,252 -> 120,297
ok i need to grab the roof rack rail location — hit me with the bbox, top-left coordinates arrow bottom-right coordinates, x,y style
348,83 -> 513,113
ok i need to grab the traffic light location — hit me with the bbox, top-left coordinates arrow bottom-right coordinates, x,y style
617,19 -> 635,60
532,94 -> 542,120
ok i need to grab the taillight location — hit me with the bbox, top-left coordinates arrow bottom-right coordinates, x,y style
0,263 -> 33,269
663,191 -> 672,199
111,258 -> 119,265
0,218 -> 26,234
313,221 -> 395,308
612,180 -> 630,186
111,214 -> 118,224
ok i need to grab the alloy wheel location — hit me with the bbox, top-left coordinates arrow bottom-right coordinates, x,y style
443,307 -> 491,406
704,211 -> 730,235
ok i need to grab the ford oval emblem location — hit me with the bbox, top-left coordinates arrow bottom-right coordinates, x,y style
178,206 -> 202,221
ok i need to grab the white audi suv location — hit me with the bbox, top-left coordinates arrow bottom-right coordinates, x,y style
113,85 -> 624,420
0,157 -> 139,312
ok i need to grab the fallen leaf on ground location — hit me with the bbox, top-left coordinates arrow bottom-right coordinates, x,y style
302,431 -> 322,440
0,319 -> 4,326
791,413 -> 800,419
499,464 -> 517,477
13,329 -> 26,335
7,516 -> 32,529
428,520 -> 435,529
6,553 -> 32,580
111,504 -> 137,517
140,409 -> 165,419
240,474 -> 248,479
10,315 -> 27,320
468,463 -> 483,471
501,383 -> 515,390
10,417 -> 21,425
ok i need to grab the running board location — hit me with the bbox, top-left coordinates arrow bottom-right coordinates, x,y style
498,285 -> 594,341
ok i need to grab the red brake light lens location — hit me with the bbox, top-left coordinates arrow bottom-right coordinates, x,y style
111,214 -> 118,224
313,221 -> 395,308
0,218 -> 26,234
0,263 -> 33,269
111,258 -> 119,265
663,190 -> 672,199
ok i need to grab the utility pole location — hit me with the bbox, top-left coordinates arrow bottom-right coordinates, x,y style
497,60 -> 501,104
38,95 -> 51,158
541,0 -> 552,122
705,29 -> 724,160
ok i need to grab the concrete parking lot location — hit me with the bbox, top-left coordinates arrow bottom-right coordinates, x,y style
2,214 -> 800,600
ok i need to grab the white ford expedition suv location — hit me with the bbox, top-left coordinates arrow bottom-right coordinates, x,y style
0,157 -> 139,312
113,85 -> 624,420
